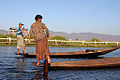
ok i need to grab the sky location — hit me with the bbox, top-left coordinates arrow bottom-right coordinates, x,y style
0,0 -> 120,35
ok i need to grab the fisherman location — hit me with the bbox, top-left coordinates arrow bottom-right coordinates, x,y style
16,22 -> 27,54
28,15 -> 50,65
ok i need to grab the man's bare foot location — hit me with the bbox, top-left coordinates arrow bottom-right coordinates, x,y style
37,62 -> 40,65
17,52 -> 19,54
47,56 -> 51,63
36,63 -> 43,66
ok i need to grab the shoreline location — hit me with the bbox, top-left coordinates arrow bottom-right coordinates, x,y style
0,43 -> 118,48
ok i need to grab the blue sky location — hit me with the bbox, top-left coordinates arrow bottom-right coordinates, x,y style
0,0 -> 120,35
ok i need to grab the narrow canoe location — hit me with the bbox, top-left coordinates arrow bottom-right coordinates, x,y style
48,56 -> 120,70
15,47 -> 120,58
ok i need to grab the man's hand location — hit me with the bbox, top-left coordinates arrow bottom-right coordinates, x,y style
47,34 -> 49,37
28,39 -> 31,44
22,26 -> 24,30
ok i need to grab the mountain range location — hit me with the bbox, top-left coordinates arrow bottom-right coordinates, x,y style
0,29 -> 120,41
50,31 -> 120,41
0,29 -> 9,35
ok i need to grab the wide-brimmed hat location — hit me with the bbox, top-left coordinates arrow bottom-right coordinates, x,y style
19,22 -> 24,25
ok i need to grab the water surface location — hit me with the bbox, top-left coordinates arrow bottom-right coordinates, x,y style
0,47 -> 120,80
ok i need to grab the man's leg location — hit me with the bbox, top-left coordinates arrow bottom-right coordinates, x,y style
47,56 -> 50,63
17,48 -> 19,54
23,46 -> 27,53
36,56 -> 40,65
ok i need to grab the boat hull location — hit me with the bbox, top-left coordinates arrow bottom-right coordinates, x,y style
15,47 -> 120,58
49,56 -> 120,70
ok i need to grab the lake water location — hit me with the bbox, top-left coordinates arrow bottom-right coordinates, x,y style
0,47 -> 120,80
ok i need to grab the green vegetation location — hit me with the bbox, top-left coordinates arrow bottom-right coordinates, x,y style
75,38 -> 79,41
0,34 -> 17,38
91,38 -> 100,42
7,34 -> 17,38
0,42 -> 119,48
0,34 -> 6,38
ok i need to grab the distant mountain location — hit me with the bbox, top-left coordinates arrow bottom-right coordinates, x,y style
0,29 -> 120,41
50,31 -> 120,41
0,29 -> 8,35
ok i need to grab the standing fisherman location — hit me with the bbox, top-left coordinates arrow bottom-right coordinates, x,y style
28,15 -> 50,65
16,22 -> 27,54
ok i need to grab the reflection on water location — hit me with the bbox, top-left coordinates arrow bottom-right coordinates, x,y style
31,72 -> 44,80
0,47 -> 120,80
16,57 -> 26,79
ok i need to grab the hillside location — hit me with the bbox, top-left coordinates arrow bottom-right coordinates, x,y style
0,30 -> 8,35
50,31 -> 120,41
0,29 -> 120,41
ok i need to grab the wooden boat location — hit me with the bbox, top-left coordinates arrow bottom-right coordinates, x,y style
37,56 -> 120,70
49,57 -> 120,70
50,47 -> 119,58
15,47 -> 120,58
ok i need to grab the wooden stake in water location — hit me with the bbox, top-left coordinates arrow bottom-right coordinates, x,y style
44,58 -> 48,78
